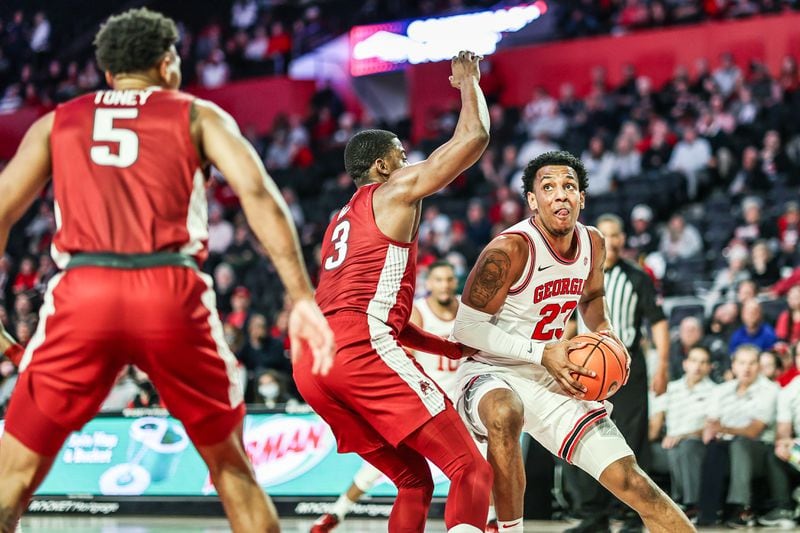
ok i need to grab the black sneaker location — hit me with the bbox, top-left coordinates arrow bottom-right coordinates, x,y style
757,508 -> 796,529
563,515 -> 610,533
725,507 -> 756,529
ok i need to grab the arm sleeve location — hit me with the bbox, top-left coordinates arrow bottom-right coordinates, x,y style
452,303 -> 544,364
397,321 -> 462,360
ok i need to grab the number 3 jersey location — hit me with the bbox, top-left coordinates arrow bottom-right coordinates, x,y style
315,183 -> 418,336
472,217 -> 593,372
50,88 -> 208,266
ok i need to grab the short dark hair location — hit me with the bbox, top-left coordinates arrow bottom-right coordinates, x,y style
595,213 -> 624,231
94,8 -> 179,75
428,260 -> 455,275
521,150 -> 588,195
344,129 -> 398,183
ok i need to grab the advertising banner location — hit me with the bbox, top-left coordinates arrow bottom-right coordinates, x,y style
0,414 -> 450,498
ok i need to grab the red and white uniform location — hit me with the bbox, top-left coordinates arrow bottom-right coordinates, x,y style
456,217 -> 633,480
412,297 -> 459,400
4,89 -> 243,456
295,184 -> 447,454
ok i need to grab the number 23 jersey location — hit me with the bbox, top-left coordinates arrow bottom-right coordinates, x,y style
315,183 -> 418,336
50,88 -> 207,266
472,217 -> 593,373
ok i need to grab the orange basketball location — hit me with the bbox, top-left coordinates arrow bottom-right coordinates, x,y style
567,333 -> 628,401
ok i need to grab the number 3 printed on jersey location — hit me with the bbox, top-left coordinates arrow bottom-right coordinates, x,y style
90,108 -> 139,168
324,220 -> 351,270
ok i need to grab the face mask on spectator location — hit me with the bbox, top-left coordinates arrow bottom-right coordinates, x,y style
259,383 -> 279,401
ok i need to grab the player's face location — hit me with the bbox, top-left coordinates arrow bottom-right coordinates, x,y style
596,219 -> 625,264
527,165 -> 584,237
426,266 -> 457,305
377,138 -> 408,182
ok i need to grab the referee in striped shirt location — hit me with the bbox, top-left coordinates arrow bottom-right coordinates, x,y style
565,213 -> 670,533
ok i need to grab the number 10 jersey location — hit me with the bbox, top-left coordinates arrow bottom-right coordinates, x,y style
471,218 -> 593,373
50,88 -> 208,267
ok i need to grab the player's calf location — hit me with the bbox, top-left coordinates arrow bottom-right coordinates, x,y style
599,456 -> 695,533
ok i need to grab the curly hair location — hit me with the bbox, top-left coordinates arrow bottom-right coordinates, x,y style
521,150 -> 588,195
94,8 -> 179,75
344,129 -> 398,183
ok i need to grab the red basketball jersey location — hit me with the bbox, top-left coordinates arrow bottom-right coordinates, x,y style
315,183 -> 417,335
49,88 -> 208,266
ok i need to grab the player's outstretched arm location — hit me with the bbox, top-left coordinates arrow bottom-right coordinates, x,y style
196,101 -> 334,375
379,51 -> 489,205
453,234 -> 594,398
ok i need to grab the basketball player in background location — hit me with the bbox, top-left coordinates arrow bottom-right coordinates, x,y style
294,51 -> 494,533
311,261 -> 499,532
0,9 -> 334,533
452,151 -> 694,533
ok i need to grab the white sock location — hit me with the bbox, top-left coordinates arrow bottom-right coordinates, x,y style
447,525 -> 482,533
487,505 -> 497,522
331,493 -> 356,521
497,518 -> 524,532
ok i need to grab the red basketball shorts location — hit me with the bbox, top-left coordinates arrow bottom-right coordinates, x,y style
293,312 -> 448,454
3,265 -> 245,456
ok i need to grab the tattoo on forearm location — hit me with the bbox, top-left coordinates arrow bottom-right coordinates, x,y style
468,249 -> 511,308
0,506 -> 17,533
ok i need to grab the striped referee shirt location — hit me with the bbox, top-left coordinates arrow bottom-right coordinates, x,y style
652,376 -> 716,437
777,376 -> 800,437
580,258 -> 665,355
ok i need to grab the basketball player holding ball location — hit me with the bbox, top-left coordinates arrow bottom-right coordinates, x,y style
452,151 -> 694,532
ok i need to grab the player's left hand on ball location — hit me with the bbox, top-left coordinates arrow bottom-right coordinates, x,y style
289,298 -> 336,376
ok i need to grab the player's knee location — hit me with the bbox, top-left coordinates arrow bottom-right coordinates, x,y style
479,390 -> 524,437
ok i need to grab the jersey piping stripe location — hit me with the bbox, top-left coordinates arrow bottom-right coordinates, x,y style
367,244 -> 445,416
179,168 -> 209,257
19,273 -> 65,372
198,271 -> 245,408
557,407 -> 607,463
528,218 -> 582,265
504,231 -> 536,295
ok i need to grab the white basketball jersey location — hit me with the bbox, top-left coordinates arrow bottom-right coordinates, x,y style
472,218 -> 593,379
413,297 -> 460,400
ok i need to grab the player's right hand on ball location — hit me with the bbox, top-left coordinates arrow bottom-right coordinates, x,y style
542,339 -> 596,399
449,50 -> 481,89
289,298 -> 336,376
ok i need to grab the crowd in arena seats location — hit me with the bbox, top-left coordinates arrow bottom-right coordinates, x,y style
1,2 -> 800,527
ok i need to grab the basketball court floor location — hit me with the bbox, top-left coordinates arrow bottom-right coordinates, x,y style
18,516 -> 789,532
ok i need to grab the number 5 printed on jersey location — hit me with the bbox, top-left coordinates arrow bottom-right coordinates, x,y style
90,108 -> 139,168
324,220 -> 351,270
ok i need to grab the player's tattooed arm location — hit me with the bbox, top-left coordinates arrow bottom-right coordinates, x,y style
468,250 -> 511,308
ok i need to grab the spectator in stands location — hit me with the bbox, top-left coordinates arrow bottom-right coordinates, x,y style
701,345 -> 787,528
255,369 -> 293,407
226,286 -> 252,330
651,346 -> 716,518
708,244 -> 750,303
669,316 -> 704,380
732,197 -> 773,246
759,350 -> 783,382
769,374 -> 800,527
777,201 -> 800,266
207,203 -> 234,255
466,200 -> 492,246
776,285 -> 800,345
626,204 -> 658,258
237,313 -> 291,392
659,213 -> 703,262
735,279 -> 758,306
213,262 -> 237,316
729,299 -> 777,355
612,134 -> 642,181
777,342 -> 800,387
582,135 -> 616,196
760,129 -> 793,184
231,0 -> 258,30
223,225 -> 257,279
748,240 -> 780,289
517,131 -> 559,169
729,146 -> 768,198
668,126 -> 712,199
712,52 -> 742,98
12,256 -> 38,294
640,118 -> 675,171
29,11 -> 51,56
198,48 -> 230,89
